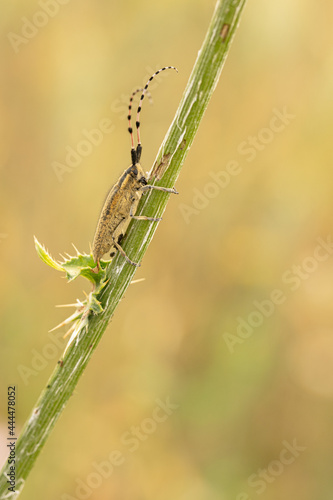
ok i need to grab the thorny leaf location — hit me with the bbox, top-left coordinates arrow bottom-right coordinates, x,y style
34,236 -> 108,288
34,236 -> 109,346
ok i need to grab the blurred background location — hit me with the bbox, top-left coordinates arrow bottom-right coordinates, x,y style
1,0 -> 333,499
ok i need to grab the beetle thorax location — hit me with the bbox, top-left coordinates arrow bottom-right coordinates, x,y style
129,163 -> 147,187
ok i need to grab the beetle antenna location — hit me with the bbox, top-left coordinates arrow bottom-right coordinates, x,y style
128,88 -> 152,164
128,66 -> 178,165
136,66 -> 177,152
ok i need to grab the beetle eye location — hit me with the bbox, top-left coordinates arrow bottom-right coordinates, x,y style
131,166 -> 138,177
140,177 -> 147,185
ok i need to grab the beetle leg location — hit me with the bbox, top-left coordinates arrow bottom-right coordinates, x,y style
112,236 -> 140,267
141,185 -> 178,194
129,204 -> 162,221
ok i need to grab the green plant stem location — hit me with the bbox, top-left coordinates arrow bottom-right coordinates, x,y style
0,0 -> 247,497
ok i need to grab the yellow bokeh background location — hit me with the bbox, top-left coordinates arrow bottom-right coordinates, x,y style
1,1 -> 333,499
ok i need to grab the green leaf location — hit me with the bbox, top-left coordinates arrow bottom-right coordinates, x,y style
34,236 -> 109,288
60,254 -> 106,286
34,236 -> 64,272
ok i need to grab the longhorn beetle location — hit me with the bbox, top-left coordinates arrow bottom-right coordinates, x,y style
92,66 -> 178,269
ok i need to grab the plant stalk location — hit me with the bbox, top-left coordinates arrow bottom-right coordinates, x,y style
0,0 -> 247,497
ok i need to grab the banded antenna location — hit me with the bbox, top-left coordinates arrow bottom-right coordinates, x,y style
127,66 -> 178,165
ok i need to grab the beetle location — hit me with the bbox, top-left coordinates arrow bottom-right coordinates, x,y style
92,66 -> 178,269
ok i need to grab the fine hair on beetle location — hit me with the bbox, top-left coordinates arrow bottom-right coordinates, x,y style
92,66 -> 178,270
